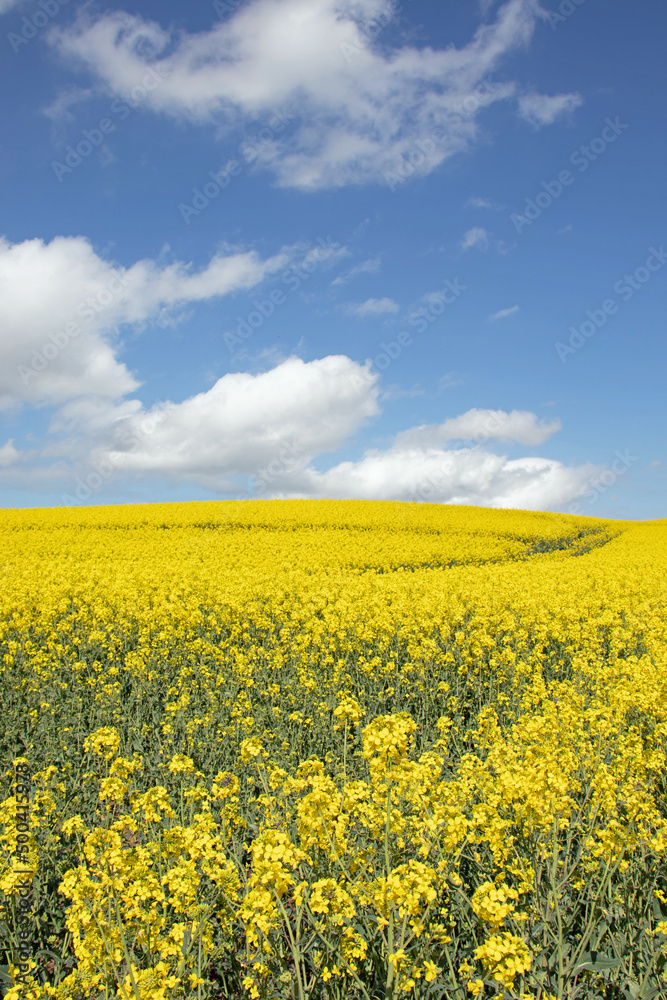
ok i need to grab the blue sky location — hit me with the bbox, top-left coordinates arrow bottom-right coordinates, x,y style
0,0 -> 664,517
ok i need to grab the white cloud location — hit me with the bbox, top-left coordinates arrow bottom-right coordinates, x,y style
461,227 -> 490,251
85,392 -> 593,511
465,196 -> 501,209
394,409 -> 561,448
439,371 -> 464,389
518,91 -> 582,126
488,305 -> 519,321
0,440 -> 19,466
0,0 -> 24,13
285,447 -> 598,511
380,383 -> 424,401
296,240 -> 349,274
205,401 -> 589,510
48,0 -> 554,190
0,235 -> 290,410
0,343 -> 597,512
92,356 -> 381,491
345,297 -> 399,316
332,256 -> 382,285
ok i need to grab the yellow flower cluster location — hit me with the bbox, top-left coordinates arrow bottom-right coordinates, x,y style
474,931 -> 532,987
471,880 -> 519,929
0,498 -> 665,999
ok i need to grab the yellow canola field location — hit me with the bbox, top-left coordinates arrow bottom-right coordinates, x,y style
0,500 -> 666,1000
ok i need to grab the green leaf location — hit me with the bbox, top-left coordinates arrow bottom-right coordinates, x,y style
624,982 -> 667,1000
0,964 -> 12,1000
574,949 -> 623,973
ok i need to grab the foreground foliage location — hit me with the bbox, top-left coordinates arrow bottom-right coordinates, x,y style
0,499 -> 666,999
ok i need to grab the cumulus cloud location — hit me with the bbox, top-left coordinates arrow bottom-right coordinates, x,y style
345,297 -> 399,317
394,409 -> 561,448
205,402 -> 587,512
0,440 -> 19,466
286,447 -> 598,511
518,91 -> 582,126
175,400 -> 588,511
0,341 -> 597,512
48,0 -> 558,190
91,356 -> 381,491
488,305 -> 519,321
461,227 -> 490,251
0,235 -> 290,410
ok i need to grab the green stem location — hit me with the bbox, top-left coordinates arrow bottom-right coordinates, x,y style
197,924 -> 203,1000
343,721 -> 348,785
273,890 -> 305,1000
88,900 -> 135,1000
384,785 -> 394,999
549,820 -> 565,999
109,879 -> 142,1000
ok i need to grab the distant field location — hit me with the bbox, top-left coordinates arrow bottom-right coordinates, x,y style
1,500 -> 666,999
